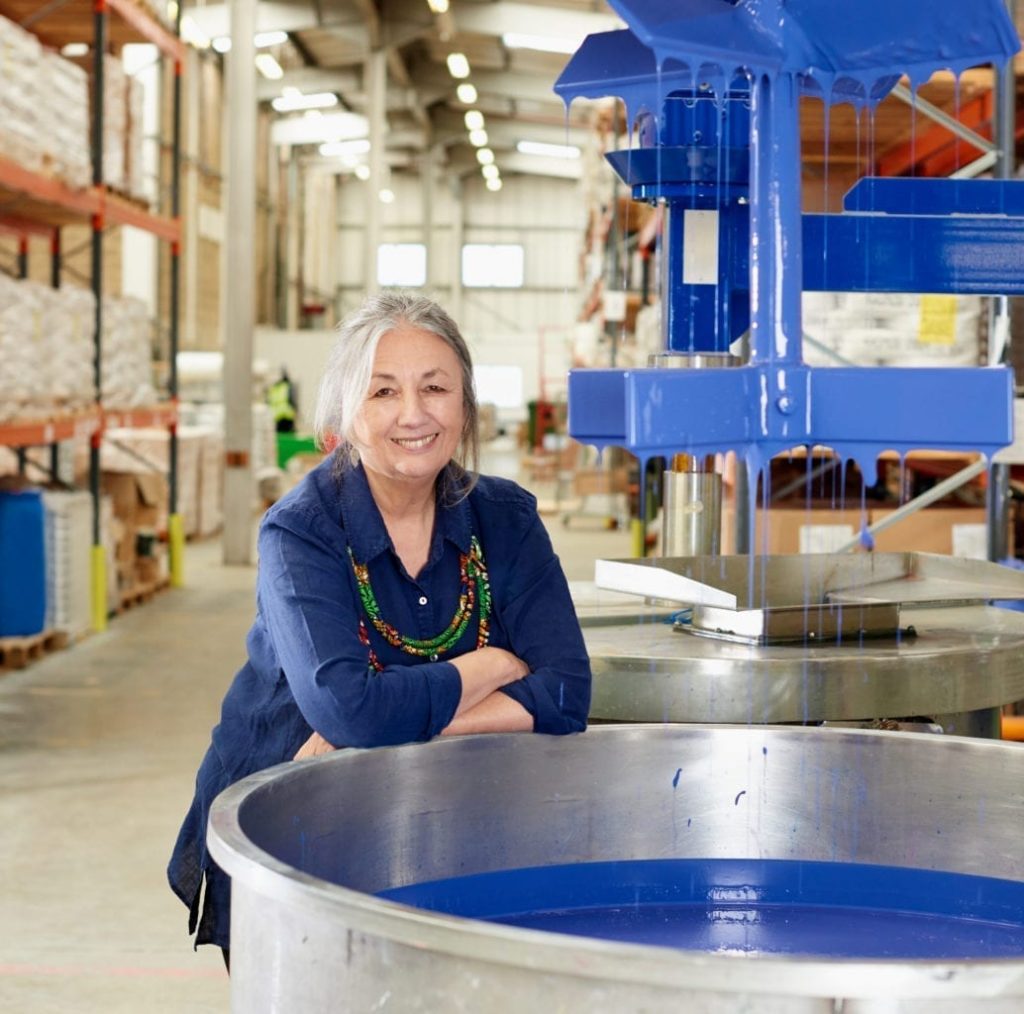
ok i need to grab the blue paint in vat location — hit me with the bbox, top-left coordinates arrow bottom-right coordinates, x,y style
379,859 -> 1024,959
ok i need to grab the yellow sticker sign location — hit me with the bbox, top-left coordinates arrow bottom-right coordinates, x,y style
918,295 -> 957,346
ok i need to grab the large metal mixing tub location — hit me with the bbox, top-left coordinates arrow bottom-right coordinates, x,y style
209,726 -> 1024,1012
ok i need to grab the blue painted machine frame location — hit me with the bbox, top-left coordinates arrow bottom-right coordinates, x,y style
556,1 -> 1023,483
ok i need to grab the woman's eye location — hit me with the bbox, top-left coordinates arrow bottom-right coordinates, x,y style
371,387 -> 394,398
424,384 -> 447,393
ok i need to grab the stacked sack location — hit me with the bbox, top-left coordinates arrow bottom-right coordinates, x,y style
95,53 -> 128,191
101,295 -> 158,408
126,76 -> 146,199
40,51 -> 92,189
0,275 -> 48,420
0,277 -> 97,420
0,14 -> 43,171
803,292 -> 983,368
45,285 -> 97,412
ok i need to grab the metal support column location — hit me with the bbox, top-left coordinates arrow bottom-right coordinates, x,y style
222,0 -> 257,565
90,0 -> 108,631
168,5 -> 184,586
364,49 -> 386,296
987,0 -> 1017,563
449,177 -> 464,322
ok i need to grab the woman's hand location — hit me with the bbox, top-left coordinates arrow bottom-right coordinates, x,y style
293,731 -> 338,760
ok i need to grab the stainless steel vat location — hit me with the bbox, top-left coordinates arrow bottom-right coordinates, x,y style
208,725 -> 1024,1012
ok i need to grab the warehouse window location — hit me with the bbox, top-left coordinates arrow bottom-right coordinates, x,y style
461,244 -> 524,288
377,244 -> 427,287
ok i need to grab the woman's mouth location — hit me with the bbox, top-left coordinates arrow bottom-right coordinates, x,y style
391,433 -> 439,450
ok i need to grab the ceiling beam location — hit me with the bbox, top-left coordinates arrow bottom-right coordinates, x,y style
450,1 -> 620,42
257,67 -> 361,102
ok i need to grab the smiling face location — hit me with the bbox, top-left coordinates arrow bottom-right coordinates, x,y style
351,324 -> 466,495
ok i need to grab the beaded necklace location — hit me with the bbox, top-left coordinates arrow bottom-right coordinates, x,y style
349,535 -> 491,671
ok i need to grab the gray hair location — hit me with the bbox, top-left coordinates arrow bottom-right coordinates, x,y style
314,291 -> 480,494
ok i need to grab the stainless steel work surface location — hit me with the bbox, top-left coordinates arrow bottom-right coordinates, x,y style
582,605 -> 1024,723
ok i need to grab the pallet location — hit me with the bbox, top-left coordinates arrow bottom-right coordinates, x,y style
117,576 -> 170,612
0,629 -> 69,670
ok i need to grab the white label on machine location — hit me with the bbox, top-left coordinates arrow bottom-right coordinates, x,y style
683,210 -> 719,285
799,525 -> 855,554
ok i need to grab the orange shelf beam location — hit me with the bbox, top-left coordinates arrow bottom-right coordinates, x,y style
0,154 -> 99,226
0,410 -> 100,448
877,92 -> 993,177
102,191 -> 181,244
107,0 -> 184,60
102,403 -> 178,431
0,1 -> 182,58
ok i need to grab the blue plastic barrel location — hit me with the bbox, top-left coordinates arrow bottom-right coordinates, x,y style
0,489 -> 47,637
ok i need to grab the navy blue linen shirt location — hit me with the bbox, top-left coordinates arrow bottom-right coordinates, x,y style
168,456 -> 591,948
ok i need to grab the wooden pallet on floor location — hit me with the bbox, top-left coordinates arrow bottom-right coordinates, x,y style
117,576 -> 170,612
0,630 -> 69,670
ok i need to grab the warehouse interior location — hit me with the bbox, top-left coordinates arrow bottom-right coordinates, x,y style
2,0 -> 1024,1010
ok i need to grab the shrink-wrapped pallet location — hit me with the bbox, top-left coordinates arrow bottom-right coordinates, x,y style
0,14 -> 43,171
126,75 -> 146,200
40,51 -> 92,189
803,292 -> 982,368
42,490 -> 92,640
101,296 -> 158,408
52,285 -> 98,411
0,276 -> 48,419
101,426 -> 206,538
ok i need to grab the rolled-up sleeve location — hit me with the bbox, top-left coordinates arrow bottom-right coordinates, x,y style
258,514 -> 463,748
493,510 -> 591,734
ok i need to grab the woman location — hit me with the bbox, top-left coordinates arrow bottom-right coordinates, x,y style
167,292 -> 592,961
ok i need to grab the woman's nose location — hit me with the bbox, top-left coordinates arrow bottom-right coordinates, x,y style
397,389 -> 428,424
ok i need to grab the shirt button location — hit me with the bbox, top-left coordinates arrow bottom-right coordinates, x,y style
418,596 -> 428,606
430,653 -> 438,662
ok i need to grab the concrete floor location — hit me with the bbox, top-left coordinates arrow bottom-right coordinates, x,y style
0,451 -> 631,1012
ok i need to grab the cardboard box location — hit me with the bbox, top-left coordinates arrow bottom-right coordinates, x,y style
721,504 -> 866,555
869,507 -> 994,558
721,504 -> 999,558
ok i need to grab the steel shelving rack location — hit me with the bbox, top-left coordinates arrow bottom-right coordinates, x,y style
0,0 -> 184,631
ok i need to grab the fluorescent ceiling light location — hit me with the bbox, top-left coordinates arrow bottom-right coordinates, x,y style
481,164 -> 499,180
476,147 -> 495,166
468,129 -> 489,148
456,83 -> 478,104
516,140 -> 581,159
60,42 -> 89,57
254,30 -> 288,48
271,91 -> 338,112
319,139 -> 370,157
486,177 -> 503,192
464,110 -> 485,131
255,53 -> 284,80
446,53 -> 470,79
502,32 -> 581,55
379,188 -> 396,204
166,1 -> 179,19
212,30 -> 287,53
355,165 -> 371,180
426,0 -> 449,11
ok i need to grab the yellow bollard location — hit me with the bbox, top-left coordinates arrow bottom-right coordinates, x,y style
168,512 -> 185,588
630,518 -> 645,558
91,544 -> 108,632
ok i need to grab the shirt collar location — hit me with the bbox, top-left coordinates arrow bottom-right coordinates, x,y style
335,461 -> 473,565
